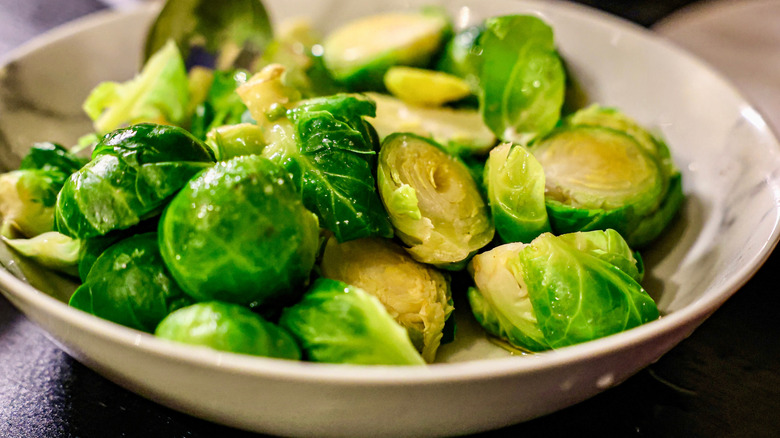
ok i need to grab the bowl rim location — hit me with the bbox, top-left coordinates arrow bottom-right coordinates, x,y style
2,0 -> 780,386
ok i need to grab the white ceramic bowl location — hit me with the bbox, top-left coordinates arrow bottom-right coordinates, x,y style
2,1 -> 780,437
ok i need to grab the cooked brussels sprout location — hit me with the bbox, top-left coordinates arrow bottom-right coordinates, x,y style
322,10 -> 451,90
261,93 -> 393,242
560,105 -> 684,247
468,230 -> 658,352
485,143 -> 551,243
365,92 -> 496,156
159,154 -> 319,308
320,236 -> 453,362
84,40 -> 190,134
55,123 -> 215,239
0,170 -> 65,238
0,142 -> 85,238
531,123 -> 676,247
19,141 -> 86,175
383,66 -> 471,107
155,301 -> 301,360
378,133 -> 494,269
2,231 -> 80,277
69,232 -> 194,332
479,15 -> 566,144
279,278 -> 426,365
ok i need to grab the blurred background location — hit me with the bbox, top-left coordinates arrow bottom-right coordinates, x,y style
0,0 -> 778,437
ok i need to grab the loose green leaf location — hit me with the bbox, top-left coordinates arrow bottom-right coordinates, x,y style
479,15 -> 565,145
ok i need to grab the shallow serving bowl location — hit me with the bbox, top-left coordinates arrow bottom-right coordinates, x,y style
1,0 -> 779,437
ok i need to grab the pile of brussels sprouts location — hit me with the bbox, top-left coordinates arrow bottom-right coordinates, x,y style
0,7 -> 682,365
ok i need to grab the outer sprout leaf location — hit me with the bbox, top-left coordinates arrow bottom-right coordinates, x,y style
155,301 -> 301,359
68,232 -> 193,333
279,278 -> 426,365
479,15 -> 565,144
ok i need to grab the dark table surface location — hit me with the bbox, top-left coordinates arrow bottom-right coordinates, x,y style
1,0 -> 779,437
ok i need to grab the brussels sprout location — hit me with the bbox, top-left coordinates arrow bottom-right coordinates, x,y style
19,141 -> 86,175
261,94 -> 393,242
84,40 -> 189,134
55,123 -> 215,239
68,232 -> 194,332
320,236 -> 453,362
2,231 -> 80,277
279,278 -> 426,365
377,133 -> 494,269
365,92 -> 495,157
479,15 -> 566,144
155,301 -> 301,360
565,104 -> 675,172
560,105 -> 684,247
159,154 -> 319,308
0,170 -> 65,238
322,10 -> 451,90
0,142 -> 85,238
468,230 -> 658,352
383,66 -> 471,107
77,217 -> 160,282
485,143 -> 551,243
531,125 -> 672,247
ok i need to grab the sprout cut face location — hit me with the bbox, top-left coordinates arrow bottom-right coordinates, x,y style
319,236 -> 453,362
378,133 -> 494,268
322,11 -> 450,90
534,126 -> 665,215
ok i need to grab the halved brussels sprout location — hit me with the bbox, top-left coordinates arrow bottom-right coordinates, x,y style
468,230 -> 657,352
319,236 -> 453,362
0,142 -> 84,239
155,301 -> 301,360
378,133 -> 494,269
383,66 -> 471,107
279,278 -> 426,365
322,10 -> 450,90
560,105 -> 684,247
159,154 -> 319,308
365,92 -> 496,156
69,232 -> 193,333
55,123 -> 215,239
0,170 -> 64,238
531,125 -> 668,243
485,143 -> 551,243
